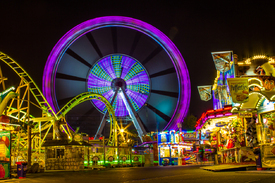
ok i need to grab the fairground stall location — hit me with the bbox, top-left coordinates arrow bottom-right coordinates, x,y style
197,52 -> 275,169
158,130 -> 199,166
0,115 -> 20,179
195,107 -> 256,164
43,133 -> 91,171
256,100 -> 275,168
234,55 -> 275,169
196,51 -> 261,165
87,136 -> 145,168
133,134 -> 158,167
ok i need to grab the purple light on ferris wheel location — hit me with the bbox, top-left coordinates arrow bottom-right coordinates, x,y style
120,57 -> 136,79
87,54 -> 150,117
43,16 -> 191,130
97,57 -> 116,80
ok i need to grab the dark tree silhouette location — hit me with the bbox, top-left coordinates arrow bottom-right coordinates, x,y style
182,114 -> 197,131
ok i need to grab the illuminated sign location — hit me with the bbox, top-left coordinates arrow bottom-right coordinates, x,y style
161,134 -> 168,143
227,78 -> 249,103
239,112 -> 253,118
0,131 -> 10,180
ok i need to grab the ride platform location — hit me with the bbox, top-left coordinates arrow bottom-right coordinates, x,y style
201,163 -> 256,172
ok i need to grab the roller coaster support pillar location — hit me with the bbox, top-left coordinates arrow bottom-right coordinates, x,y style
103,136 -> 105,165
28,123 -> 32,168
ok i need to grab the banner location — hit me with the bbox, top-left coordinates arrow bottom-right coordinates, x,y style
0,162 -> 9,179
227,78 -> 249,103
197,85 -> 212,101
212,51 -> 233,73
0,131 -> 10,179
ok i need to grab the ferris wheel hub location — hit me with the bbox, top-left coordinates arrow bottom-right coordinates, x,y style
111,78 -> 126,92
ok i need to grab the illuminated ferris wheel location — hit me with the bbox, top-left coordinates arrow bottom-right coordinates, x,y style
43,16 -> 190,138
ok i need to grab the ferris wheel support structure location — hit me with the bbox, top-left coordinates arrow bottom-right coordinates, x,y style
120,88 -> 146,140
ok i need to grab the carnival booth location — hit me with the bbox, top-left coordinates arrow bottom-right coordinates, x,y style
196,107 -> 255,164
253,91 -> 275,168
43,133 -> 91,171
0,115 -> 20,179
158,130 -> 198,166
196,51 -> 263,165
232,55 -> 275,169
197,51 -> 275,168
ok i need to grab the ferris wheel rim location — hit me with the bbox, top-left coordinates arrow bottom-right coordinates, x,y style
43,16 -> 191,130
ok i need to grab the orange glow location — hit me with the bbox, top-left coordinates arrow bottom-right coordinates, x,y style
207,110 -> 214,113
224,107 -> 232,111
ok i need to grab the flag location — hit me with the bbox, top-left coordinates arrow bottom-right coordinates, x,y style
197,85 -> 212,101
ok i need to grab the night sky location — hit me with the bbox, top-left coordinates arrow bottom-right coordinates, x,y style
1,1 -> 275,119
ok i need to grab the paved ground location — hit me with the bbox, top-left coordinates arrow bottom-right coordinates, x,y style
3,165 -> 275,183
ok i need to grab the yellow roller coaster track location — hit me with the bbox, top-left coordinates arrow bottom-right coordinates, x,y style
0,51 -> 57,119
0,51 -> 118,146
56,92 -> 118,146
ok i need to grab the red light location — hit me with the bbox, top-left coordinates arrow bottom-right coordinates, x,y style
89,137 -> 94,140
215,108 -> 223,112
207,110 -> 214,113
224,107 -> 232,111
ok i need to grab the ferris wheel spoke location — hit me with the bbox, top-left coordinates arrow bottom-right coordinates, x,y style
141,46 -> 163,65
150,67 -> 176,78
129,32 -> 142,56
56,73 -> 86,82
86,33 -> 103,57
66,48 -> 92,68
145,103 -> 171,123
111,27 -> 118,53
150,89 -> 178,98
